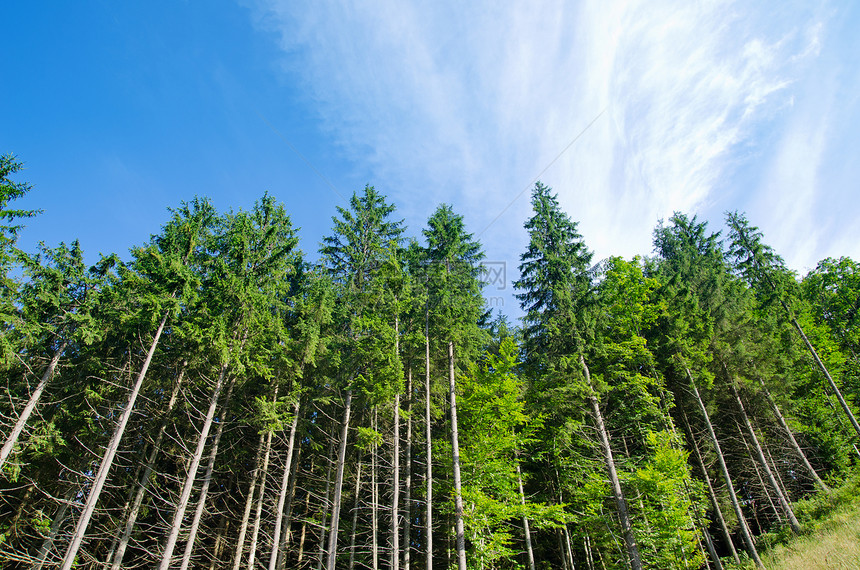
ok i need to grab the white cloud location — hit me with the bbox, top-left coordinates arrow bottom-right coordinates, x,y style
250,0 -> 836,305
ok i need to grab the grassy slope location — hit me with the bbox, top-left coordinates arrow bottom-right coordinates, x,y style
760,502 -> 860,569
736,472 -> 860,569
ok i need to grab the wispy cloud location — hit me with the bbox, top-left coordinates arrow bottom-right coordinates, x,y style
250,0 -> 836,295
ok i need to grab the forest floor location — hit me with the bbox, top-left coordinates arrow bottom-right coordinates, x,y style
738,472 -> 860,569
759,501 -> 860,569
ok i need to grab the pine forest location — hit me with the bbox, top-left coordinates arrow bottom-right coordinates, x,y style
3,153 -> 860,569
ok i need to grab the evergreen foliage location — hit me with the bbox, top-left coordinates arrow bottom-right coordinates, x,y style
1,166 -> 857,570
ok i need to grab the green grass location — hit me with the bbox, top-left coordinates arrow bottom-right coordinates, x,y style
734,472 -> 860,569
759,501 -> 860,569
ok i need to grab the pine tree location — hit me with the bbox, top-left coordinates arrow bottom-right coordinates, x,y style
423,203 -> 488,570
158,194 -> 300,569
320,185 -> 403,570
650,213 -> 764,566
0,153 -> 39,356
726,211 -> 860,439
1,241 -> 102,471
515,182 -> 645,569
60,197 -> 216,570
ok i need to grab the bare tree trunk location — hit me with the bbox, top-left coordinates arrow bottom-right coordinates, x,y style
405,367 -> 413,570
157,363 -> 233,570
278,437 -> 303,557
0,340 -> 67,469
686,367 -> 762,568
61,309 -> 169,570
757,376 -> 830,492
727,372 -> 801,534
390,315 -> 401,570
557,530 -> 569,570
349,460 -> 363,570
739,425 -> 782,524
516,463 -> 536,570
424,313 -> 433,570
299,492 -> 310,563
234,384 -> 279,569
317,441 -> 336,570
325,389 -> 353,570
247,430 -> 274,569
391,392 -> 401,570
103,475 -> 137,567
679,406 -> 740,566
765,440 -> 792,511
111,362 -> 186,570
179,379 -> 236,570
448,341 -> 467,570
299,459 -> 315,566
562,525 -> 576,570
372,408 -> 379,570
34,487 -> 75,570
581,356 -> 641,570
232,431 -> 266,570
209,515 -> 229,570
269,399 -> 302,570
584,532 -> 595,570
701,526 -> 724,570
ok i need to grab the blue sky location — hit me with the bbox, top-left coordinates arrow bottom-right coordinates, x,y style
4,1 -> 859,317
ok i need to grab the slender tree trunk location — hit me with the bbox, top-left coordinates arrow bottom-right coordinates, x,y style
581,356 -> 641,570
686,367 -> 762,568
727,372 -> 801,534
247,429 -> 274,569
179,379 -> 236,570
584,531 -> 595,570
103,475 -> 137,567
424,313 -> 433,570
448,341 -> 468,570
390,316 -> 401,570
405,367 -> 413,570
349,460 -> 363,570
325,389 -> 353,570
372,408 -> 379,570
235,384 -> 279,570
299,459 -> 315,566
269,399 -> 302,570
34,487 -> 75,570
317,440 -> 336,570
278,437 -> 303,557
61,309 -> 170,570
701,526 -> 724,570
232,431 -> 266,570
680,406 -> 740,566
392,390 -> 401,568
562,525 -> 576,570
299,491 -> 310,563
739,426 -> 782,524
553,470 -> 575,570
209,515 -> 229,570
516,463 -> 536,570
157,363 -> 232,570
0,340 -> 68,469
111,362 -> 186,570
790,317 -> 860,439
757,376 -> 830,492
557,530 -> 569,570
765,441 -> 792,510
